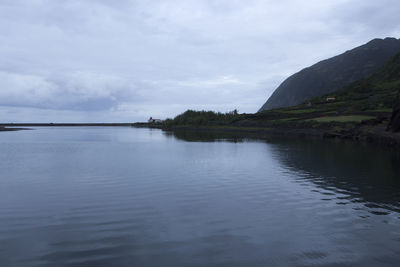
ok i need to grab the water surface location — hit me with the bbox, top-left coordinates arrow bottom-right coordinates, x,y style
1,127 -> 399,266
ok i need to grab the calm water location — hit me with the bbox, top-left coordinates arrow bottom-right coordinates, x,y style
1,127 -> 400,266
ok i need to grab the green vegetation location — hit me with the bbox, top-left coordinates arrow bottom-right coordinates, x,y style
275,108 -> 319,114
307,53 -> 400,113
164,109 -> 242,127
307,115 -> 375,123
368,108 -> 393,113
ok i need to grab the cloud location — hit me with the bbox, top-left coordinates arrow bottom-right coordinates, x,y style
0,71 -> 125,110
177,76 -> 243,88
0,0 -> 399,122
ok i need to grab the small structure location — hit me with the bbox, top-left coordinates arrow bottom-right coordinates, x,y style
148,117 -> 163,123
326,97 -> 336,102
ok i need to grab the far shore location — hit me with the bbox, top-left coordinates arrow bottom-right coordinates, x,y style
0,127 -> 31,132
0,123 -> 138,132
0,123 -> 135,127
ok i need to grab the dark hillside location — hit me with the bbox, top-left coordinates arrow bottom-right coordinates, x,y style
259,37 -> 400,111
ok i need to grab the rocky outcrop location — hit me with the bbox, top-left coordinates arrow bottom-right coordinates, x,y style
388,90 -> 400,132
259,37 -> 400,111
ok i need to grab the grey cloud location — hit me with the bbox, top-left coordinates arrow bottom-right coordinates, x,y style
0,70 -> 146,110
0,0 -> 399,122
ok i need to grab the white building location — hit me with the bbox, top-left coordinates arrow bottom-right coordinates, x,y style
148,117 -> 163,123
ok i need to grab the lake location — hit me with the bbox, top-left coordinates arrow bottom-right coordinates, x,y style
1,127 -> 399,266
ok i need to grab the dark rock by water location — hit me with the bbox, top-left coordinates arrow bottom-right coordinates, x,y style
388,89 -> 400,132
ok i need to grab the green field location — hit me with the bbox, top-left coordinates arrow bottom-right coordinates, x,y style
307,115 -> 375,123
275,108 -> 319,114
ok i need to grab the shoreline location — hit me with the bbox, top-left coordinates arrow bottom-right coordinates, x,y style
0,123 -> 135,127
0,127 -> 31,132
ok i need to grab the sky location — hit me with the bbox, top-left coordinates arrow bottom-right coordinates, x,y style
1,0 -> 400,122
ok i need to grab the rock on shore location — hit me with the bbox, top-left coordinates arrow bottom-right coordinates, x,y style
388,90 -> 400,132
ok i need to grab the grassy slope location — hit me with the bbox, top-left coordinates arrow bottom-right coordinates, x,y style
239,53 -> 400,130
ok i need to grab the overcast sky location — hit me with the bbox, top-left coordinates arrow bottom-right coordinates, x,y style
1,0 -> 400,122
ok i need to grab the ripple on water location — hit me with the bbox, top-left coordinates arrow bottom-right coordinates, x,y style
1,128 -> 400,266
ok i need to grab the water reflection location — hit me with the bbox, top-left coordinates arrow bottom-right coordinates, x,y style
168,129 -> 400,215
164,129 -> 268,142
1,127 -> 399,266
268,138 -> 400,214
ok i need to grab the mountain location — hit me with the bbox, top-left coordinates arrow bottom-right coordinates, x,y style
259,37 -> 400,111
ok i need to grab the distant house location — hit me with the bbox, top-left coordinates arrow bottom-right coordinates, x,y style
326,97 -> 336,102
148,117 -> 163,123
